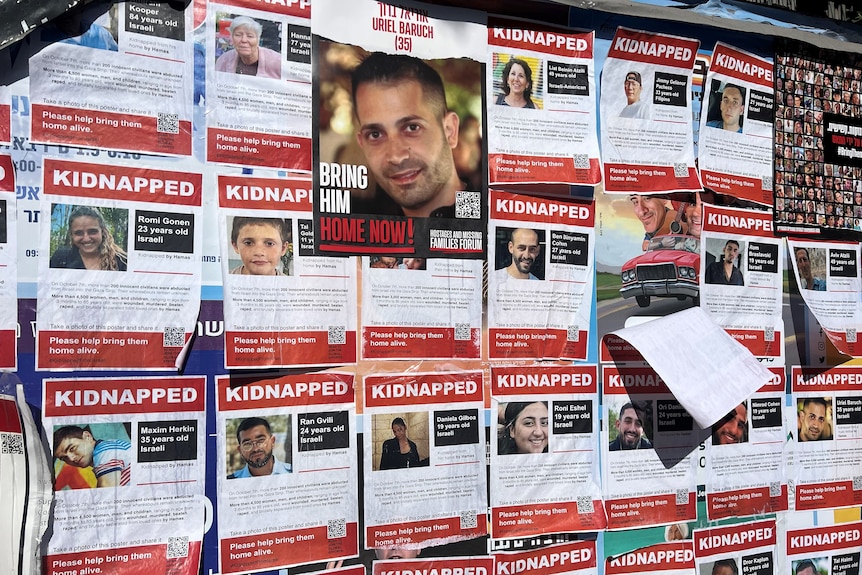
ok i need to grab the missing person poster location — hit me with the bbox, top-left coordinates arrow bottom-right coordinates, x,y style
773,38 -> 862,241
490,365 -> 606,538
373,557 -> 494,575
206,0 -> 312,170
29,2 -> 193,155
312,0 -> 487,259
493,541 -> 598,575
215,373 -> 358,574
363,371 -> 487,550
700,204 -> 784,363
601,365 -> 697,530
599,27 -> 701,195
43,376 -> 206,575
693,520 -> 777,575
0,154 -> 15,369
788,239 -> 862,357
489,190 -> 594,361
360,256 -> 481,359
487,18 -> 600,186
790,365 -> 862,512
705,368 -> 788,520
605,542 -> 695,575
36,157 -> 202,370
784,522 -> 862,575
218,172 -> 357,368
698,43 -> 774,206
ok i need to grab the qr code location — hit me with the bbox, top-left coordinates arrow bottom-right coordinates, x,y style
764,327 -> 775,342
166,536 -> 189,559
0,432 -> 23,455
327,518 -> 347,539
573,154 -> 590,169
675,489 -> 689,505
848,328 -> 857,343
459,511 -> 477,530
567,325 -> 580,342
853,476 -> 862,491
769,482 -> 782,497
328,325 -> 346,345
454,323 -> 470,341
163,327 -> 185,347
762,175 -> 773,190
455,191 -> 481,219
157,113 -> 180,134
576,496 -> 594,514
673,163 -> 689,178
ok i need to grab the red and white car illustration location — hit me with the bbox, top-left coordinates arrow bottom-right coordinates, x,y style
619,234 -> 700,308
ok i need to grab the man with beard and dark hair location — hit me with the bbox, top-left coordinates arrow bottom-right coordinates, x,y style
495,228 -> 541,281
351,52 -> 462,218
609,402 -> 653,451
228,417 -> 291,479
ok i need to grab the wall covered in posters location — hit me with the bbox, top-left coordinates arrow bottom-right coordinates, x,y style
2,0 -> 862,574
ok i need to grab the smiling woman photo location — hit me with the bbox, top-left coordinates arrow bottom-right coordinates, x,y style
495,57 -> 537,109
50,205 -> 127,271
499,401 -> 549,454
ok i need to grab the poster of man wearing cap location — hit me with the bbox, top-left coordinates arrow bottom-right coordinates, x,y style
619,70 -> 651,119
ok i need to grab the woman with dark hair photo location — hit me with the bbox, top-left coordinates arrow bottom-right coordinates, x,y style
379,417 -> 421,469
495,58 -> 537,109
499,401 -> 549,454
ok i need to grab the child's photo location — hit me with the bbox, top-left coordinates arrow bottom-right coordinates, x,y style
228,216 -> 293,276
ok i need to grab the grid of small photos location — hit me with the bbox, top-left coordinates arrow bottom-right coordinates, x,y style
773,41 -> 862,235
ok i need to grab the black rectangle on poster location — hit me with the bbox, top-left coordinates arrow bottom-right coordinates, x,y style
297,410 -> 350,451
549,230 -> 589,266
741,551 -> 773,575
137,418 -> 197,462
656,400 -> 693,432
553,400 -> 592,434
134,210 -> 194,253
835,397 -> 862,424
546,61 -> 589,96
750,397 -> 782,429
433,409 -> 479,446
829,248 -> 858,277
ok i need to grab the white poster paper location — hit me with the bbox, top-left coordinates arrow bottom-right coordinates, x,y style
788,238 -> 862,357
205,0 -> 312,170
215,373 -> 358,574
700,203 -> 784,363
698,42 -> 774,206
487,19 -> 600,186
363,371 -> 487,549
601,365 -> 697,530
360,256 -> 482,360
43,376 -> 207,575
37,157 -> 202,370
489,190 -> 594,361
599,27 -> 701,194
217,171 -> 357,368
29,2 -> 194,155
490,364 -> 606,538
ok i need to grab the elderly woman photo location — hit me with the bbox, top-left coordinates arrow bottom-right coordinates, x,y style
216,16 -> 281,79
495,57 -> 538,109
50,205 -> 127,271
